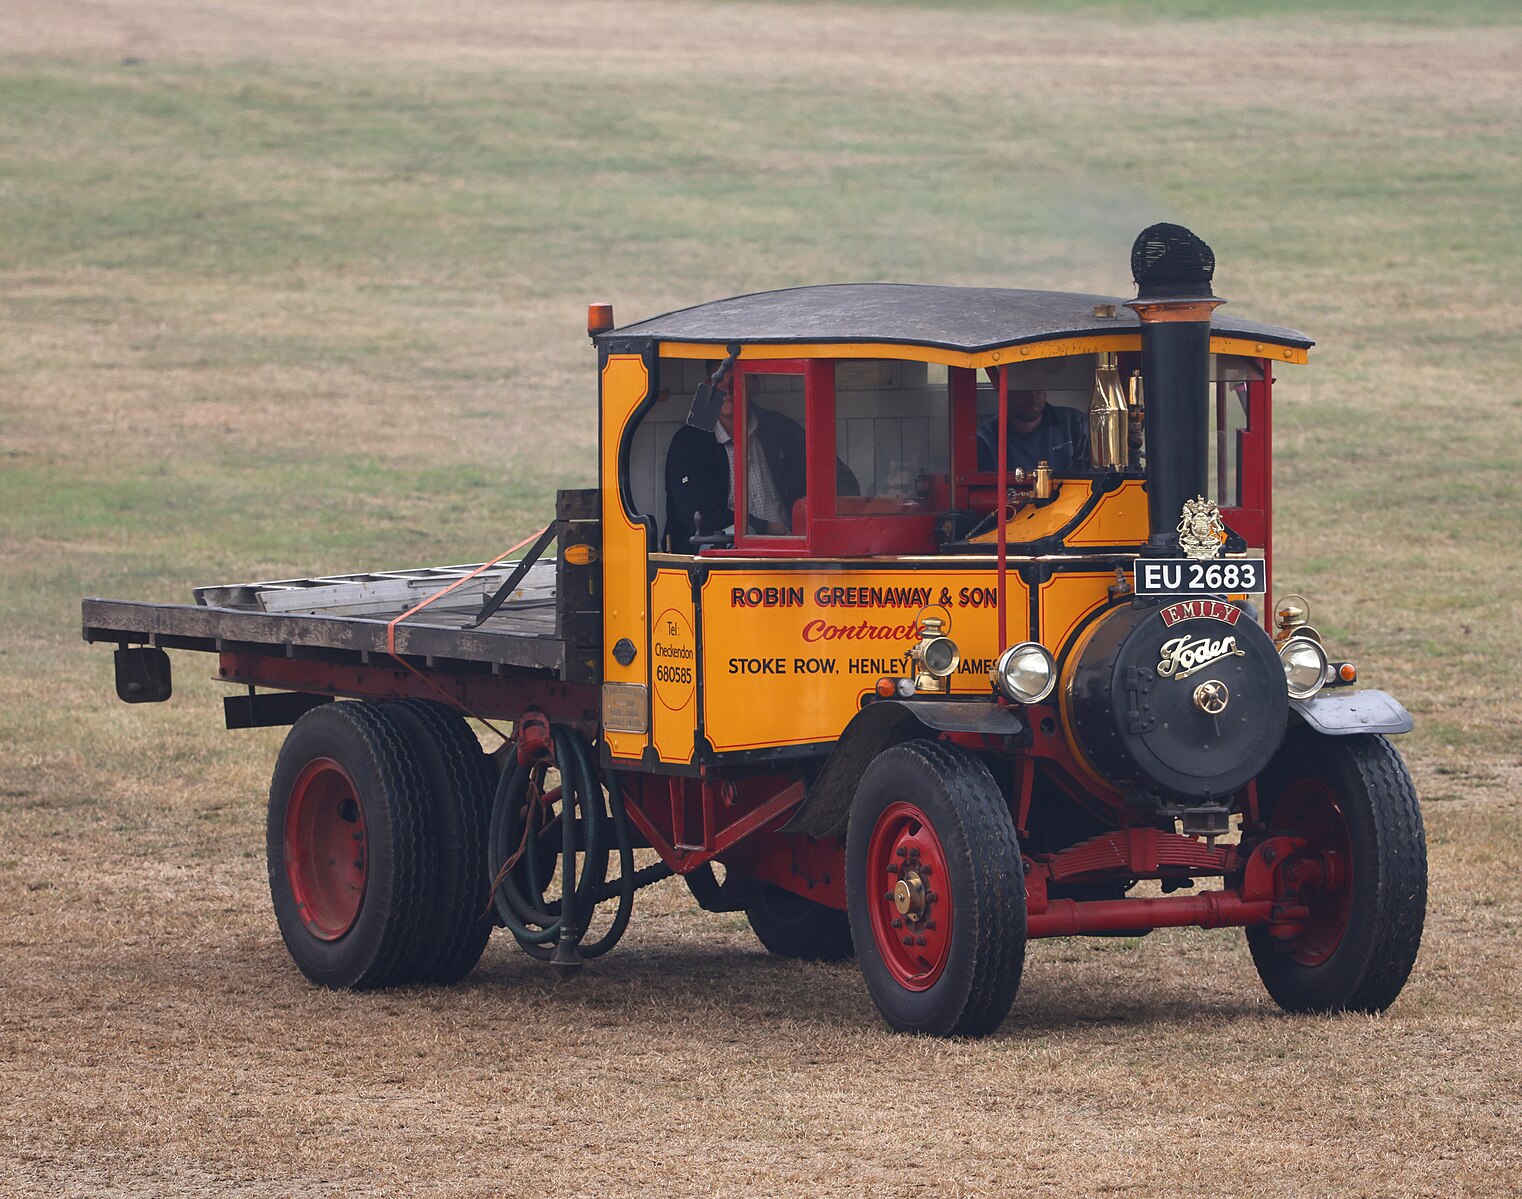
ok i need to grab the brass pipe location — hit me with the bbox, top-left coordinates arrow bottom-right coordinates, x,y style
1089,351 -> 1130,469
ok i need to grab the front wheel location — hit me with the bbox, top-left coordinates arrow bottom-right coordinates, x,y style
845,740 -> 1026,1037
1247,732 -> 1427,1014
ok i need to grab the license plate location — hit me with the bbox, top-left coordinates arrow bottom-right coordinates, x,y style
1132,557 -> 1265,596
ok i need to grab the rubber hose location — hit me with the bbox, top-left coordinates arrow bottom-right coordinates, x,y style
570,750 -> 636,959
488,724 -> 611,957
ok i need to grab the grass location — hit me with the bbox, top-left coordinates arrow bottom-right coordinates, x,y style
2,1 -> 1520,1195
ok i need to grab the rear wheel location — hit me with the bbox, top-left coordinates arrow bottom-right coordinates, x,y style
267,702 -> 435,990
745,884 -> 853,961
1247,732 -> 1426,1014
380,699 -> 496,984
845,740 -> 1026,1037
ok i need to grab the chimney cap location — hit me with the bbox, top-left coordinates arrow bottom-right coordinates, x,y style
1131,223 -> 1216,301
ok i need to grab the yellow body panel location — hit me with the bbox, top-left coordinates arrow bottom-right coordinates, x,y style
1037,571 -> 1116,657
969,482 -> 1090,546
1066,478 -> 1150,546
600,354 -> 653,761
967,478 -> 1150,548
698,567 -> 1018,751
650,570 -> 698,763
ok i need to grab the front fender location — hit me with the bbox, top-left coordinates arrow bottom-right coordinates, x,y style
781,700 -> 1023,839
1290,689 -> 1413,736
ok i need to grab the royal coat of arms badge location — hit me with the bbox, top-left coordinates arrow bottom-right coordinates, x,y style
1177,496 -> 1226,560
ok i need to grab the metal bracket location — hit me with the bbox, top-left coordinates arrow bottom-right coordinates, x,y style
114,646 -> 172,704
469,523 -> 559,628
1124,665 -> 1156,733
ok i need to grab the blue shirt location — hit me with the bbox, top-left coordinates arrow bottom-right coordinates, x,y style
977,404 -> 1090,474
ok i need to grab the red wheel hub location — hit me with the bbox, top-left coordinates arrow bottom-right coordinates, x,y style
1275,778 -> 1352,965
866,801 -> 954,991
284,757 -> 367,940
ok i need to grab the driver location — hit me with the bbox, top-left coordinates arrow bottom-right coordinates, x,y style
976,372 -> 1090,473
664,375 -> 804,553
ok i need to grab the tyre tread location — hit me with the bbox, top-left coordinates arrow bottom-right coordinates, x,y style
847,739 -> 1026,1037
1248,731 -> 1426,1014
266,701 -> 436,991
382,699 -> 496,985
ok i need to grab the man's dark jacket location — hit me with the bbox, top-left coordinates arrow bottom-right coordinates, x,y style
664,406 -> 807,553
976,403 -> 1090,474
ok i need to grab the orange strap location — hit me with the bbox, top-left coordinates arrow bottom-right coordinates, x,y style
384,523 -> 553,746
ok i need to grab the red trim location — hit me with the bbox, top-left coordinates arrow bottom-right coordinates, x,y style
1013,753 -> 1036,836
806,359 -> 836,521
705,356 -> 944,558
1024,833 -> 1309,939
620,774 -> 806,875
1221,362 -> 1272,613
217,652 -> 599,728
732,359 -> 808,552
720,829 -> 847,909
950,366 -> 979,508
996,365 -> 1009,652
1026,892 -> 1279,937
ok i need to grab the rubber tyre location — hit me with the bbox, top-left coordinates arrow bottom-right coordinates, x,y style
267,702 -> 436,990
745,884 -> 854,962
1247,731 -> 1427,1014
381,700 -> 496,984
845,739 -> 1026,1037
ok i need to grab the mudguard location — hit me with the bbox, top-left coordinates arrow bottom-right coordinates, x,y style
1290,689 -> 1413,736
781,699 -> 1023,839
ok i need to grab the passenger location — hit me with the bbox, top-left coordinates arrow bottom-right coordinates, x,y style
976,374 -> 1090,474
664,376 -> 805,553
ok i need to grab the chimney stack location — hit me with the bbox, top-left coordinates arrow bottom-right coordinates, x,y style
1124,224 -> 1223,554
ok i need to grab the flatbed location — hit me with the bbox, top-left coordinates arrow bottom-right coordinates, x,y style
83,560 -> 565,677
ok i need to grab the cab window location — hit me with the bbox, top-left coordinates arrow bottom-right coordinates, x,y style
1208,354 -> 1263,510
835,361 -> 950,515
735,366 -> 808,540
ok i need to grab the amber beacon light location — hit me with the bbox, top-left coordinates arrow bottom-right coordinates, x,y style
587,302 -> 615,338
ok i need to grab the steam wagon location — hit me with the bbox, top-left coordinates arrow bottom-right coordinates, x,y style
83,225 -> 1426,1036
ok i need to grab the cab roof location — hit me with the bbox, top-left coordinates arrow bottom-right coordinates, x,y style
599,283 -> 1314,354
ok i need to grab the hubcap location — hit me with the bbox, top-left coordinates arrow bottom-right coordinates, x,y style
893,872 -> 927,919
867,801 -> 953,991
284,757 -> 367,940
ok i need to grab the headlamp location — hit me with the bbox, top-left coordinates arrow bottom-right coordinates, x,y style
1279,636 -> 1329,701
909,616 -> 960,692
994,642 -> 1057,704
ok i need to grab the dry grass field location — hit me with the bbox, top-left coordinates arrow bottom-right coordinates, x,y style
3,2 -> 1520,1196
